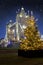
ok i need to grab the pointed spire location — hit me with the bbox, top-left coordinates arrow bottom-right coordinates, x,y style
31,11 -> 33,16
16,8 -> 20,14
9,20 -> 12,23
16,11 -> 18,14
28,10 -> 29,15
18,9 -> 20,12
19,7 -> 26,18
30,11 -> 35,20
35,18 -> 38,22
21,7 -> 24,11
21,7 -> 25,13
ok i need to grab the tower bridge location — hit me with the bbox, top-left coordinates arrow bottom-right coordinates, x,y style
5,7 -> 28,42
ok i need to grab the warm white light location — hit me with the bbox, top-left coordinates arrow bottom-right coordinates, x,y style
8,29 -> 10,32
38,31 -> 40,35
17,37 -> 20,41
21,7 -> 24,10
20,14 -> 22,17
22,25 -> 26,29
25,15 -> 28,18
24,37 -> 26,39
12,29 -> 15,32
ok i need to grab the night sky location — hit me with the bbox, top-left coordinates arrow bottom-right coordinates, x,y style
0,0 -> 43,39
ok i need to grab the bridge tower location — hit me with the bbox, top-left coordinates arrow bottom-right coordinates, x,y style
5,20 -> 15,41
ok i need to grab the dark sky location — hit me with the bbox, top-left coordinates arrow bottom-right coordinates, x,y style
0,0 -> 43,38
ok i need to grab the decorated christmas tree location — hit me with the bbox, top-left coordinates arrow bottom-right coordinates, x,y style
20,11 -> 42,50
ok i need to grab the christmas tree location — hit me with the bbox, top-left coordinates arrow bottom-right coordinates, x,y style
20,11 -> 41,50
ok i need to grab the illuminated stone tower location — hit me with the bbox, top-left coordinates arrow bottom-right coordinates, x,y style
5,20 -> 15,41
5,7 -> 31,42
16,7 -> 29,26
16,7 -> 29,40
